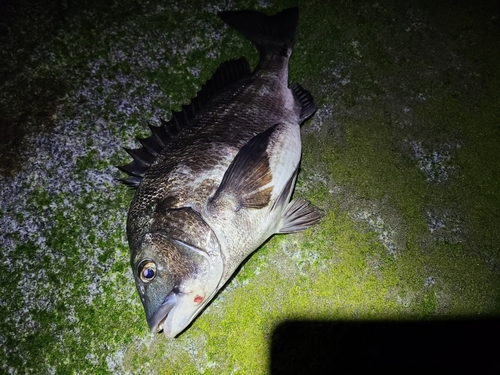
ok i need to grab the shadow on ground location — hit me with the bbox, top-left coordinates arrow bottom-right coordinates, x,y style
270,318 -> 500,374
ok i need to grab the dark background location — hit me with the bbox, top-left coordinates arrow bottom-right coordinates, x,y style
271,319 -> 499,374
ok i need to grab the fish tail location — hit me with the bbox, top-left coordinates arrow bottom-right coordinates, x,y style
218,7 -> 299,58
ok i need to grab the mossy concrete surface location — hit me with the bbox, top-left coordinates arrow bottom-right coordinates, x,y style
1,0 -> 499,373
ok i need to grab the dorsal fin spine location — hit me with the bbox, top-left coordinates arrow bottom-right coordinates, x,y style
117,57 -> 252,188
159,118 -> 176,138
124,148 -> 156,166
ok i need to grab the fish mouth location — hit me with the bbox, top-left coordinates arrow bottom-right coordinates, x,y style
147,293 -> 178,334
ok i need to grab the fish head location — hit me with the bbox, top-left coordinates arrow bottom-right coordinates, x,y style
130,208 -> 223,338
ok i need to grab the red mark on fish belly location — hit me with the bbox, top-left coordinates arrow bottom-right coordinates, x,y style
194,295 -> 204,304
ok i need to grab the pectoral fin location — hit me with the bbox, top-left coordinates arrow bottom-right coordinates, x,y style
210,125 -> 278,210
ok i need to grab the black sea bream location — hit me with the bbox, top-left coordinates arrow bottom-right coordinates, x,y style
118,7 -> 322,338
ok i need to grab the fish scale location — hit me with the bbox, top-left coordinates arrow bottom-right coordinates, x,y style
118,7 -> 322,338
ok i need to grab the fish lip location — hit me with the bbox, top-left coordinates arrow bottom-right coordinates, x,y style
147,293 -> 177,333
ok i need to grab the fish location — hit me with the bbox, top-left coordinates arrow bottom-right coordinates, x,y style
118,7 -> 322,338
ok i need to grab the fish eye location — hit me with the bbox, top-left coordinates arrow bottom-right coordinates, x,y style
138,260 -> 157,283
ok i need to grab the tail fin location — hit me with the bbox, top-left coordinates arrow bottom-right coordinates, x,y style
218,7 -> 299,57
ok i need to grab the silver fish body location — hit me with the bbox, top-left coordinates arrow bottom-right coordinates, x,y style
119,7 -> 322,338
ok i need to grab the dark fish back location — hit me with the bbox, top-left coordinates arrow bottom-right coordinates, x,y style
118,57 -> 251,187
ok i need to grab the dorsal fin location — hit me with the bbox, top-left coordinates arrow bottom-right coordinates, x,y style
117,57 -> 251,188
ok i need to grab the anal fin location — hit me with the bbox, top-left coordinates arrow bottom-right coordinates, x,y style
290,83 -> 316,122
